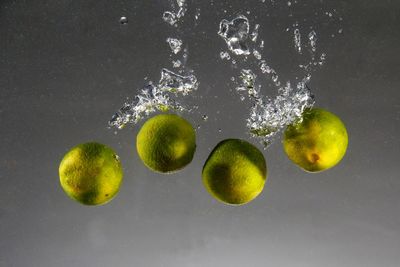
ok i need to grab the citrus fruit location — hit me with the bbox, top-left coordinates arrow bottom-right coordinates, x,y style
202,139 -> 267,205
283,108 -> 348,172
59,142 -> 123,205
136,114 -> 196,173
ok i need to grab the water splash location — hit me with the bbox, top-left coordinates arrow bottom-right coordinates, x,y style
158,69 -> 198,95
247,79 -> 314,145
308,30 -> 317,53
172,60 -> 182,68
163,12 -> 178,26
166,38 -> 183,54
253,50 -> 262,60
218,15 -> 322,146
162,0 -> 187,26
218,15 -> 251,55
109,69 -> 198,129
250,24 -> 260,42
236,69 -> 260,99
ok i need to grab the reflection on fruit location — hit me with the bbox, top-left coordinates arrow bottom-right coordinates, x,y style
283,108 -> 348,172
59,142 -> 123,205
202,139 -> 267,205
136,114 -> 196,173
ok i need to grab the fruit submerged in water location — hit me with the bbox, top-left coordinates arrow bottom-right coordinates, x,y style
283,108 -> 348,172
59,142 -> 123,205
202,139 -> 267,205
136,114 -> 196,173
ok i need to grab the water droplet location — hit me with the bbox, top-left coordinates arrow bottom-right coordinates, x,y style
120,16 -> 128,25
259,40 -> 264,49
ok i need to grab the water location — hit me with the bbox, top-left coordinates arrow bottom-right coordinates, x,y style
220,51 -> 231,60
110,0 -> 197,129
218,14 -> 322,146
162,12 -> 177,26
253,50 -> 262,60
162,0 -> 187,26
308,30 -> 317,53
236,69 -> 259,99
166,38 -> 183,54
218,15 -> 251,55
250,24 -> 260,42
294,28 -> 302,53
247,80 -> 314,145
172,60 -> 182,68
111,2 -> 339,147
109,69 -> 198,129
158,69 -> 198,96
119,16 -> 128,25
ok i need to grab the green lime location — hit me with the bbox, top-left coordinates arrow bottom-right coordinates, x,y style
136,114 -> 196,173
283,108 -> 348,172
202,139 -> 267,205
59,142 -> 123,205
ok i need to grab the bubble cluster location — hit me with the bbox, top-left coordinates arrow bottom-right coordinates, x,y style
109,69 -> 198,129
162,0 -> 187,26
166,38 -> 183,54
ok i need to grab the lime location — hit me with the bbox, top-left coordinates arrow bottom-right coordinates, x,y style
202,139 -> 267,205
283,108 -> 348,172
59,142 -> 123,205
136,114 -> 196,173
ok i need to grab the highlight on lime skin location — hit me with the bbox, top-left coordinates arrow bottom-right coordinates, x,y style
283,108 -> 348,172
59,142 -> 123,206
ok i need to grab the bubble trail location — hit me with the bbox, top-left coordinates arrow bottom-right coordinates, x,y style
218,15 -> 319,146
294,28 -> 302,53
308,30 -> 317,53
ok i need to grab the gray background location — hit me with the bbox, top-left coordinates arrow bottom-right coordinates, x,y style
1,0 -> 399,266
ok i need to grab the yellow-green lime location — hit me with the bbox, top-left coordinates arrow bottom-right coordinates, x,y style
59,142 -> 123,205
202,139 -> 267,205
136,114 -> 196,173
283,108 -> 348,172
